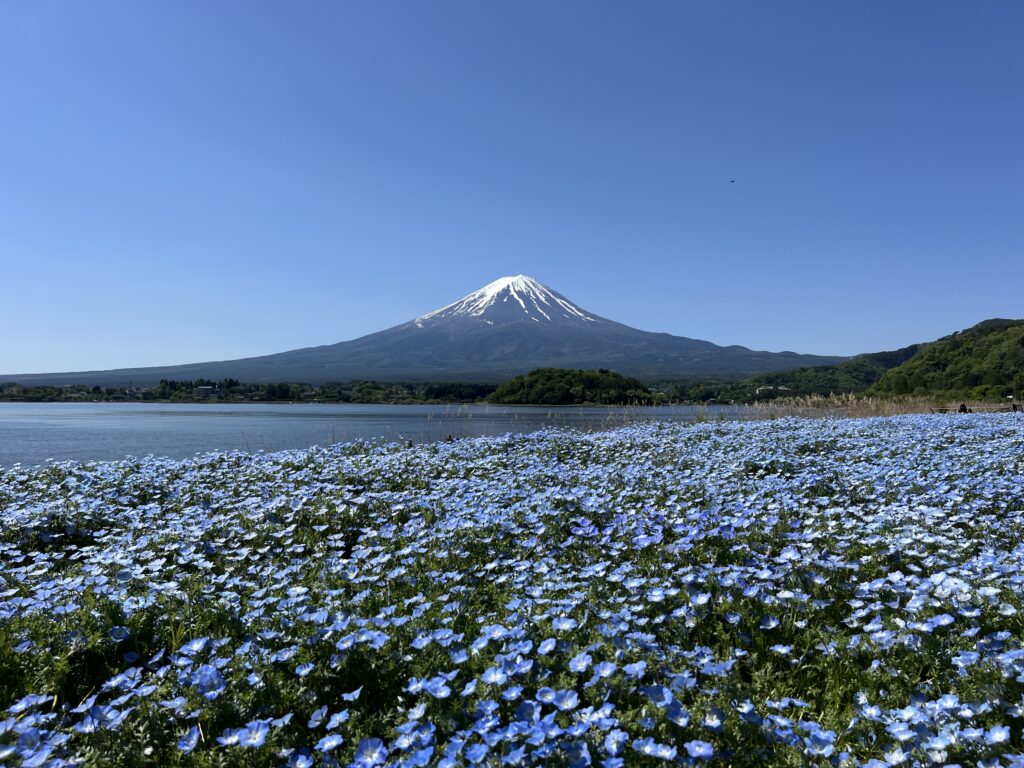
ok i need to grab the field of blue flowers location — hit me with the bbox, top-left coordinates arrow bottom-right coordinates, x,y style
2,414 -> 1023,767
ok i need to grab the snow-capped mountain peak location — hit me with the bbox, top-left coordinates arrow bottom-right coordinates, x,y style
413,275 -> 598,327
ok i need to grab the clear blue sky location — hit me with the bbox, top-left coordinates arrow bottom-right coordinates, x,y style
1,1 -> 1021,373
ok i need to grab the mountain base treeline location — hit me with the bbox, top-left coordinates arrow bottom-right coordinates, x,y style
0,379 -> 498,404
3,319 -> 1022,406
0,370 -> 660,406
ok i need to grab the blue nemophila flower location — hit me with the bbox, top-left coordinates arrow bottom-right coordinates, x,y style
803,729 -> 835,757
363,631 -> 390,650
432,628 -> 459,646
666,701 -> 690,727
883,746 -> 908,765
569,652 -> 592,673
702,707 -> 725,732
501,745 -> 526,765
179,637 -> 209,656
10,694 -> 51,714
604,729 -> 629,756
985,725 -> 1010,745
238,721 -> 269,748
632,737 -> 676,760
177,726 -> 199,753
502,685 -> 523,701
341,686 -> 363,701
465,743 -> 490,763
640,684 -> 673,708
326,710 -> 349,729
954,647 -> 979,668
270,645 -> 299,663
295,662 -> 314,677
553,690 -> 579,711
160,695 -> 186,713
511,656 -> 534,675
886,722 -> 915,743
538,638 -> 557,655
622,661 -> 646,679
217,728 -> 242,746
482,666 -> 507,685
404,746 -> 433,766
552,617 -> 578,631
423,677 -> 451,698
316,733 -> 343,752
108,626 -> 130,643
567,740 -> 592,768
191,665 -> 226,700
308,706 -> 327,728
477,698 -> 500,716
684,740 -> 714,759
517,700 -> 541,723
354,737 -> 388,766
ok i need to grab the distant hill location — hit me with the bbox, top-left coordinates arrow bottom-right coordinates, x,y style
490,368 -> 656,405
677,318 -> 1024,403
0,275 -> 843,386
870,319 -> 1024,399
738,345 -> 921,397
674,344 -> 919,402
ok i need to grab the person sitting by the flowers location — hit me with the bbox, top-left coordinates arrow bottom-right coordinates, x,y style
958,403 -> 969,414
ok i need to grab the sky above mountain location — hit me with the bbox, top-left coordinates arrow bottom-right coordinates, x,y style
1,2 -> 1022,373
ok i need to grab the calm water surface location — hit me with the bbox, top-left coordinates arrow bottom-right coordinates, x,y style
0,402 -> 745,467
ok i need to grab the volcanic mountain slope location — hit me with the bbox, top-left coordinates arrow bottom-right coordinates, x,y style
0,275 -> 844,386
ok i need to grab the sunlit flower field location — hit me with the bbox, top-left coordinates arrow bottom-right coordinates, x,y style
2,414 -> 1023,767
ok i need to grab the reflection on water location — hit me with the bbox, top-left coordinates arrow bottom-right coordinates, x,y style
0,402 -> 747,467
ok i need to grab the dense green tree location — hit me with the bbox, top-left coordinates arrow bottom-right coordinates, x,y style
489,368 -> 658,405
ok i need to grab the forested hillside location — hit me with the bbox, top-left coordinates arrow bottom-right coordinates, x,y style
871,319 -> 1024,398
671,345 -> 918,402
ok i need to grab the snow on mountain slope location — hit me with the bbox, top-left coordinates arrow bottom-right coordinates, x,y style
412,275 -> 597,327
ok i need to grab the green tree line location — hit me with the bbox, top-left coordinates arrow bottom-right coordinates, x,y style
489,368 -> 660,405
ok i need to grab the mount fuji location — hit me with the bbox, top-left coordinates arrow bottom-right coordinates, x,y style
0,276 -> 843,385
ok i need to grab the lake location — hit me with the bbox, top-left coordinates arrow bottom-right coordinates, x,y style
0,401 -> 746,467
